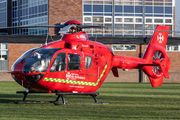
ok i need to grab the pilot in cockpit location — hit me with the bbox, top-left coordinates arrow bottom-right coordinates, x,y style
68,27 -> 76,33
30,52 -> 50,72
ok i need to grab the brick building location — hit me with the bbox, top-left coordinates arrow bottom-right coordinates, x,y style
0,0 -> 180,84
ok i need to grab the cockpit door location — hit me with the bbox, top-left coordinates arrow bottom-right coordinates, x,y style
47,50 -> 67,80
84,53 -> 99,83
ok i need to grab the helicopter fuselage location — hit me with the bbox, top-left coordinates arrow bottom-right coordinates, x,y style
11,31 -> 114,93
11,23 -> 171,93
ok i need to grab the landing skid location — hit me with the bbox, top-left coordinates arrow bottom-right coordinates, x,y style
13,91 -> 108,105
13,91 -> 63,104
54,92 -> 108,105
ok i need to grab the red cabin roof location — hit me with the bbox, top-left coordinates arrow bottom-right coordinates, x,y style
64,20 -> 82,25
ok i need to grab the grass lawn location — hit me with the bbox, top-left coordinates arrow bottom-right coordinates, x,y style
0,81 -> 180,120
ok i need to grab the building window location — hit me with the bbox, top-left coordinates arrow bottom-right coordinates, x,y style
165,19 -> 172,23
166,45 -> 179,51
0,1 -> 7,28
104,5 -> 112,12
84,16 -> 92,23
146,18 -> 152,23
93,16 -> 103,22
104,16 -> 112,23
112,44 -> 137,51
0,43 -> 8,60
135,6 -> 142,13
165,7 -> 172,14
83,0 -> 174,37
135,18 -> 142,23
124,18 -> 134,23
115,5 -> 122,12
12,0 -> 48,35
93,5 -> 103,12
154,18 -> 163,23
115,17 -> 122,23
84,5 -> 92,12
154,6 -> 163,13
124,6 -> 134,13
145,6 -> 152,13
0,43 -> 8,71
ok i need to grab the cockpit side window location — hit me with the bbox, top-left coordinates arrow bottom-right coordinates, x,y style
50,53 -> 66,72
68,54 -> 80,70
23,48 -> 60,73
85,56 -> 92,69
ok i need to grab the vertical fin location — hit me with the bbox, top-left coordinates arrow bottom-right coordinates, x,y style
112,67 -> 119,77
142,25 -> 170,87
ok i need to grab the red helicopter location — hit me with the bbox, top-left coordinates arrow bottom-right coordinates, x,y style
2,20 -> 171,105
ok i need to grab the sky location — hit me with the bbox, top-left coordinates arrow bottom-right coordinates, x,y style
175,0 -> 180,36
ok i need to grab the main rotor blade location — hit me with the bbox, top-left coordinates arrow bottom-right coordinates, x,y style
0,24 -> 66,29
79,25 -> 180,33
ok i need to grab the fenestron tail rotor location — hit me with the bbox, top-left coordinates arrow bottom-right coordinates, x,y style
153,50 -> 164,75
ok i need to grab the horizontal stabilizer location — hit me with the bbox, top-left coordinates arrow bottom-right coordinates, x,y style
160,59 -> 170,79
139,62 -> 169,79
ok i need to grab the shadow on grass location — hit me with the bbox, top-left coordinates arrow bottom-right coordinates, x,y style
0,93 -> 57,104
1,90 -> 179,105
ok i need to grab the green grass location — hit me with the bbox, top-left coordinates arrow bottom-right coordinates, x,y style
0,82 -> 180,120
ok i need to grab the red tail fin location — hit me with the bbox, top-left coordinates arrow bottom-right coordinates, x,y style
142,25 -> 171,87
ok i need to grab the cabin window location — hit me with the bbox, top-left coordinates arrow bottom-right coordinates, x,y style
68,54 -> 81,70
85,56 -> 92,69
50,53 -> 66,72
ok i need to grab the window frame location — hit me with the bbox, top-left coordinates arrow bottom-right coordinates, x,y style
104,16 -> 112,23
0,43 -> 8,60
154,17 -> 164,24
114,16 -> 123,23
166,45 -> 180,52
135,17 -> 142,23
164,18 -> 172,24
82,0 -> 174,37
124,17 -> 134,23
112,44 -> 137,51
0,43 -> 8,71
85,56 -> 92,69
67,53 -> 81,70
83,16 -> 92,23
145,17 -> 153,24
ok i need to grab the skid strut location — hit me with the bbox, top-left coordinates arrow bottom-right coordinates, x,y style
13,91 -> 61,104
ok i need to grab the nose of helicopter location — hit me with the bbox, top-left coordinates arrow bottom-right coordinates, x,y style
23,73 -> 44,83
11,56 -> 44,84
